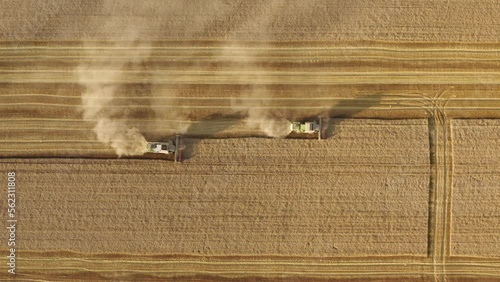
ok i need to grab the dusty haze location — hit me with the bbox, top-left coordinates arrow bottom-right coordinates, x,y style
77,33 -> 152,156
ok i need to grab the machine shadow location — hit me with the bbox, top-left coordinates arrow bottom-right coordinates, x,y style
180,113 -> 243,161
179,94 -> 385,161
322,93 -> 385,139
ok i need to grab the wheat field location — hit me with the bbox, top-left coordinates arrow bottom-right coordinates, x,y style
0,0 -> 499,281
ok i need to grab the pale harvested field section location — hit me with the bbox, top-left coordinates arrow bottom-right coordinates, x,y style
451,119 -> 500,257
0,42 -> 499,159
0,119 -> 430,256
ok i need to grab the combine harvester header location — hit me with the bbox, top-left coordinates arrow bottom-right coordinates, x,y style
146,134 -> 185,162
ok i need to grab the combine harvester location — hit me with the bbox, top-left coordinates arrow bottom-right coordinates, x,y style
146,134 -> 185,162
290,117 -> 327,140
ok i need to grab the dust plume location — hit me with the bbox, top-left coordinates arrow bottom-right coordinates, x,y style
231,86 -> 291,138
77,29 -> 151,157
223,42 -> 291,138
148,85 -> 191,139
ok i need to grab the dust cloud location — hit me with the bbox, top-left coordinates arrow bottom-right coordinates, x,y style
77,1 -> 303,149
148,86 -> 191,138
245,105 -> 292,138
231,86 -> 291,138
224,42 -> 291,138
77,28 -> 151,157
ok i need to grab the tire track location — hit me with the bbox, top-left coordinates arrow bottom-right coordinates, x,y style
388,90 -> 456,281
11,252 -> 500,281
420,92 -> 454,282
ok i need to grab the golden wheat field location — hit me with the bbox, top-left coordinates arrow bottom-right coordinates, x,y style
0,0 -> 499,281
